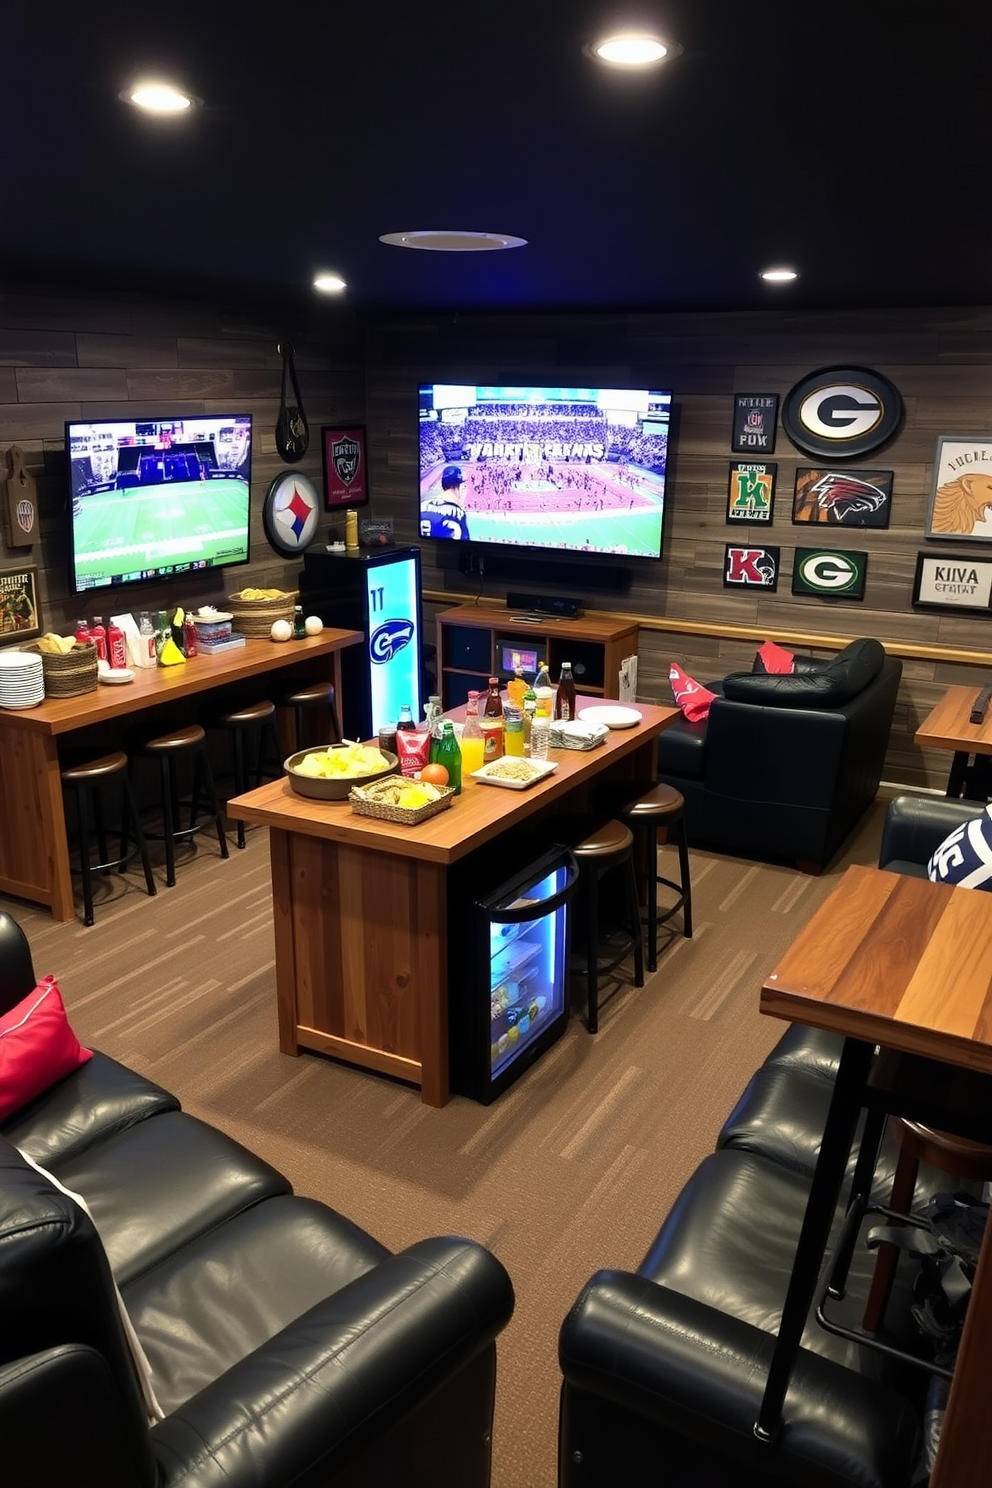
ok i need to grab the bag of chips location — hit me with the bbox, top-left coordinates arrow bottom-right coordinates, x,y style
396,729 -> 431,777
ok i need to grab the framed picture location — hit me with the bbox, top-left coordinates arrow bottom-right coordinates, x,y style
925,435 -> 992,541
723,543 -> 780,590
913,551 -> 992,614
792,548 -> 867,600
726,461 -> 777,523
731,393 -> 778,455
0,564 -> 42,643
322,424 -> 368,508
792,467 -> 893,527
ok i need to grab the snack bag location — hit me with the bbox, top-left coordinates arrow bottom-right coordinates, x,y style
396,729 -> 431,777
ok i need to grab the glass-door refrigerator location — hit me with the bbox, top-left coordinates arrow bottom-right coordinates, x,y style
450,846 -> 577,1104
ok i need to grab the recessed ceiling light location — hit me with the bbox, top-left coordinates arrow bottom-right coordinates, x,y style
122,80 -> 196,114
761,266 -> 798,283
379,230 -> 527,252
313,272 -> 347,294
586,34 -> 682,67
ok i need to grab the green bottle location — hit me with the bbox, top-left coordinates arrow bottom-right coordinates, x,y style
435,719 -> 462,795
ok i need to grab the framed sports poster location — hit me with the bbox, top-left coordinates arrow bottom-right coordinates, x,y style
723,544 -> 780,590
322,424 -> 368,508
913,551 -> 992,614
731,394 -> 778,455
726,461 -> 777,523
925,435 -> 992,541
0,564 -> 42,643
792,467 -> 893,527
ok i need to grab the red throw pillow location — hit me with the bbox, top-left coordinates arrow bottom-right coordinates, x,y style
0,976 -> 92,1121
756,639 -> 796,674
669,663 -> 717,722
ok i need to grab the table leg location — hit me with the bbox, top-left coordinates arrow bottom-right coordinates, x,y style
754,1035 -> 876,1441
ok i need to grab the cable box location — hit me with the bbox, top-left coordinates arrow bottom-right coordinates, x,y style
505,592 -> 584,620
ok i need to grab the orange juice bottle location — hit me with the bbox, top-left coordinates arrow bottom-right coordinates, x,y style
507,667 -> 528,710
459,691 -> 485,776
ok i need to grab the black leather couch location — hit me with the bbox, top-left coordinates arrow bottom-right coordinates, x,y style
658,639 -> 903,872
0,912 -> 515,1488
556,793 -> 977,1488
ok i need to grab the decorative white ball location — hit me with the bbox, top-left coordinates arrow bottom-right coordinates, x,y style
304,615 -> 324,636
270,618 -> 293,642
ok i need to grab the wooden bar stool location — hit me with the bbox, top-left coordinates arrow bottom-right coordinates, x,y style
863,1119 -> 992,1332
60,750 -> 156,926
133,724 -> 230,886
279,680 -> 341,752
560,816 -> 644,1034
620,782 -> 692,973
208,699 -> 284,848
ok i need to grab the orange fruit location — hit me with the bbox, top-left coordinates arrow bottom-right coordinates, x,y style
420,762 -> 449,787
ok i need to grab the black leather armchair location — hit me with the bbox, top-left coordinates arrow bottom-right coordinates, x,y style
0,912 -> 515,1488
658,639 -> 902,871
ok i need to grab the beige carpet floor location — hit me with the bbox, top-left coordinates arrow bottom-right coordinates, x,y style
1,800 -> 890,1487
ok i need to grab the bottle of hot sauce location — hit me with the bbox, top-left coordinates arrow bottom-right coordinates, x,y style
556,661 -> 577,722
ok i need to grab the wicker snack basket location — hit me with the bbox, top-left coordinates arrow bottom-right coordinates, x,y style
349,775 -> 454,826
225,590 -> 298,638
24,639 -> 98,698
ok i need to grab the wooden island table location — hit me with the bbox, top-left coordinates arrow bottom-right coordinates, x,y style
0,629 -> 361,921
228,698 -> 678,1106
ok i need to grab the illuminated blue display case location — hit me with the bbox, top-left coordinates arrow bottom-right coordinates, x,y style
299,546 -> 423,740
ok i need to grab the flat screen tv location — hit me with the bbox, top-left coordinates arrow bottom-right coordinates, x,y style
417,384 -> 672,559
66,414 -> 253,595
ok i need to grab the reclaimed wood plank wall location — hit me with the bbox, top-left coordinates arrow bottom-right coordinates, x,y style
0,281 -> 364,639
362,305 -> 992,789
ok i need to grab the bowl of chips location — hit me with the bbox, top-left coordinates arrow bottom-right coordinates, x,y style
284,742 -> 398,800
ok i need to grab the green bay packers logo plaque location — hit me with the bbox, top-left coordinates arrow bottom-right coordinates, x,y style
782,367 -> 902,460
792,548 -> 867,600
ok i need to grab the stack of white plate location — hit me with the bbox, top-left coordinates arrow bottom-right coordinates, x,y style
0,649 -> 45,709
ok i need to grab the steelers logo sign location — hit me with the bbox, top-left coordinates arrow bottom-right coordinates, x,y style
262,472 -> 321,556
782,366 -> 902,460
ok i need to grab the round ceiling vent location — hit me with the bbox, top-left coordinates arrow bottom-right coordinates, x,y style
379,230 -> 527,252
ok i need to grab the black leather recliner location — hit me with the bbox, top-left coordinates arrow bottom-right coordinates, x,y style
658,639 -> 903,871
0,912 -> 515,1488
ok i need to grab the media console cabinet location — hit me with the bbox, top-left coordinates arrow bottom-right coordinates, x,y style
436,604 -> 639,709
0,629 -> 361,921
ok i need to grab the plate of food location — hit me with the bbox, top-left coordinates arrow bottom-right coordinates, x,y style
471,757 -> 559,790
576,705 -> 642,730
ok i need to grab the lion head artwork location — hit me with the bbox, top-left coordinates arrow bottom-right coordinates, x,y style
930,472 -> 992,536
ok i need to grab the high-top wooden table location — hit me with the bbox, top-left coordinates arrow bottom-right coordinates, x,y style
915,683 -> 992,798
228,698 -> 679,1107
0,629 -> 361,920
758,863 -> 992,1488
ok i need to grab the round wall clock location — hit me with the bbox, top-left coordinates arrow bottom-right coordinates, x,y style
262,471 -> 321,556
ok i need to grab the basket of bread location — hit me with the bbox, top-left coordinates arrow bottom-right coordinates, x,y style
24,635 -> 99,697
349,773 -> 454,825
225,586 -> 297,637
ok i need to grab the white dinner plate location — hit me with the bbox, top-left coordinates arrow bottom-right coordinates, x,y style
98,668 -> 135,685
577,705 -> 642,730
471,759 -> 559,790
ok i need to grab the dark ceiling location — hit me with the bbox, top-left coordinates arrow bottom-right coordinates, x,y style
6,1 -> 991,317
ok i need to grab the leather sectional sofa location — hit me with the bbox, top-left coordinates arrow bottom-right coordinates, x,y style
0,911 -> 515,1488
557,792 -> 977,1488
658,638 -> 902,872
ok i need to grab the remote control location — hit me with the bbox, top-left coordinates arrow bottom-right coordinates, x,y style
970,683 -> 992,724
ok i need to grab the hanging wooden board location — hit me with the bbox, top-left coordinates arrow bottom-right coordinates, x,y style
1,446 -> 38,547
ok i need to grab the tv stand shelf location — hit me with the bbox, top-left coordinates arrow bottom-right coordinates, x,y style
436,604 -> 638,708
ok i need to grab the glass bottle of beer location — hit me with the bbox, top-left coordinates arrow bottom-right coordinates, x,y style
556,661 -> 577,722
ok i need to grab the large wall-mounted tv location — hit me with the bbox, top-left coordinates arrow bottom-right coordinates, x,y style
418,384 -> 672,560
66,414 -> 253,596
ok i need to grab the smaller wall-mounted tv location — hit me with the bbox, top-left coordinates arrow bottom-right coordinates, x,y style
418,384 -> 672,560
66,414 -> 253,596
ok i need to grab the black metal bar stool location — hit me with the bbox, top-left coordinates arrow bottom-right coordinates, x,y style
559,816 -> 644,1034
60,750 -> 156,926
132,724 -> 229,886
279,680 -> 341,752
621,782 -> 692,973
208,699 -> 284,848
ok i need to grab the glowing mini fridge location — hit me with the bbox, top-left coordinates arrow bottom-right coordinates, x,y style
450,845 -> 578,1104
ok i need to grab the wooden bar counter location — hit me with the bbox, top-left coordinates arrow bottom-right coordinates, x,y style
0,629 -> 361,921
228,699 -> 679,1106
